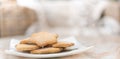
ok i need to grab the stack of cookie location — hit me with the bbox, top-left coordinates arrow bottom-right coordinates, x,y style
16,32 -> 74,54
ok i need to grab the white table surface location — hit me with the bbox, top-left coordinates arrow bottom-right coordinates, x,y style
0,36 -> 120,59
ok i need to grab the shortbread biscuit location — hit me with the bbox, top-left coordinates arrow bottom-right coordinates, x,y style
20,38 -> 35,44
16,44 -> 39,52
30,32 -> 58,47
52,42 -> 74,48
31,47 -> 62,54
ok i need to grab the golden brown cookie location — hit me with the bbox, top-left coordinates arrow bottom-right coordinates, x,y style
20,38 -> 35,44
30,32 -> 58,47
16,44 -> 39,52
52,42 -> 74,48
31,47 -> 63,54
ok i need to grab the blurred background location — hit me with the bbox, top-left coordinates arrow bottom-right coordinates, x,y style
0,0 -> 120,38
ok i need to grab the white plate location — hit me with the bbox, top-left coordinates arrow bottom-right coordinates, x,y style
5,37 -> 93,58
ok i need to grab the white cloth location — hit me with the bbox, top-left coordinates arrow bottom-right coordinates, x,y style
17,0 -> 120,37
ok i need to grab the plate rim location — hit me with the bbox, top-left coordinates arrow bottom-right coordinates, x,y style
5,46 -> 93,58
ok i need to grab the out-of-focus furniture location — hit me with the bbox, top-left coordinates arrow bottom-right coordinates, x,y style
0,1 -> 120,38
104,2 -> 120,23
0,0 -> 37,37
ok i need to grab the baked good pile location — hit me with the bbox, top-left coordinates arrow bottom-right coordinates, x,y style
15,32 -> 74,54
